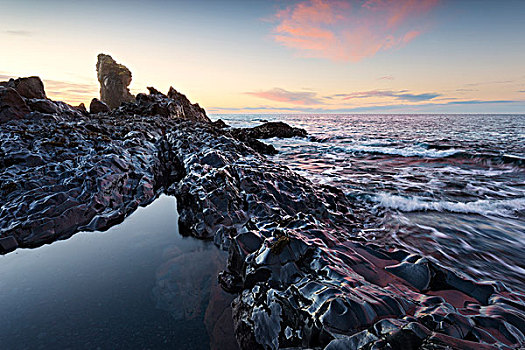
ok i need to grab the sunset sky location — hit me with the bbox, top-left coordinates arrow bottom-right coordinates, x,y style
1,0 -> 524,114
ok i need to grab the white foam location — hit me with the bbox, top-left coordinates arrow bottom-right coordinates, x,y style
336,144 -> 462,158
372,193 -> 525,217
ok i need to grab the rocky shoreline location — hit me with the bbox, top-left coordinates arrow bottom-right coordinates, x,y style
1,57 -> 524,349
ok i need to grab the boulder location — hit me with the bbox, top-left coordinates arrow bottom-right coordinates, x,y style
230,122 -> 307,141
0,87 -> 31,122
96,53 -> 134,109
8,76 -> 47,99
249,121 -> 307,139
89,98 -> 110,114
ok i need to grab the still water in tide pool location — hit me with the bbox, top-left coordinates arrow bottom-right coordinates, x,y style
0,195 -> 237,349
218,114 -> 525,291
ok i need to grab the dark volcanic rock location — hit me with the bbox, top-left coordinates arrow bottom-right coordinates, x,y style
76,103 -> 88,115
234,121 -> 307,139
5,76 -> 46,99
27,98 -> 59,114
1,70 -> 524,350
211,119 -> 229,129
0,87 -> 31,122
167,87 -> 210,123
96,53 -> 135,109
228,121 -> 306,155
89,98 -> 110,114
0,236 -> 18,253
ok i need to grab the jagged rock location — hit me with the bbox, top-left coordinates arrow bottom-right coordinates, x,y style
167,86 -> 210,123
0,87 -> 31,122
211,119 -> 229,128
4,76 -> 46,99
113,86 -> 212,123
96,53 -> 134,109
147,86 -> 165,96
89,98 -> 110,114
76,103 -> 88,114
234,121 -> 307,139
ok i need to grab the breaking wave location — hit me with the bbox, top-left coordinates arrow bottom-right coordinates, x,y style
372,193 -> 525,217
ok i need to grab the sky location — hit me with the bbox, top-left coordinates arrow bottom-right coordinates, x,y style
1,0 -> 525,114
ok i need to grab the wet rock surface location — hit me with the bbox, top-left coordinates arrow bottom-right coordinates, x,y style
0,75 -> 524,349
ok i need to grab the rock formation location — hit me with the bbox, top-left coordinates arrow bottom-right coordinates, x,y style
0,87 -> 31,122
96,54 -> 134,109
89,98 -> 110,114
2,76 -> 47,99
234,121 -> 307,139
1,69 -> 524,350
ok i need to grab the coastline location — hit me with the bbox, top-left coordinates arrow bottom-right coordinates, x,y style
1,76 -> 525,349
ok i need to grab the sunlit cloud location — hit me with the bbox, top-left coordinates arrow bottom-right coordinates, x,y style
378,75 -> 394,80
336,89 -> 440,102
245,88 -> 323,105
272,0 -> 439,62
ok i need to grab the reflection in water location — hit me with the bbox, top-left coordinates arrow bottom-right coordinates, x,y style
0,195 -> 237,349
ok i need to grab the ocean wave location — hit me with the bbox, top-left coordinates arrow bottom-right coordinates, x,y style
372,193 -> 525,216
333,144 -> 463,158
447,152 -> 525,164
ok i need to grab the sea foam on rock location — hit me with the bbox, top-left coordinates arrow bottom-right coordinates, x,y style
0,69 -> 524,350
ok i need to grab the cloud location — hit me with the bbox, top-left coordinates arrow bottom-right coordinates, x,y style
518,90 -> 525,93
272,0 -> 439,62
465,79 -> 515,87
245,88 -> 323,105
337,89 -> 440,102
455,88 -> 478,92
4,30 -> 33,36
210,99 -> 522,114
378,75 -> 394,80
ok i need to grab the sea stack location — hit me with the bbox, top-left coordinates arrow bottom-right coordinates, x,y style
96,53 -> 134,109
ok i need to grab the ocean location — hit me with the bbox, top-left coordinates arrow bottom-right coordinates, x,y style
217,114 -> 525,292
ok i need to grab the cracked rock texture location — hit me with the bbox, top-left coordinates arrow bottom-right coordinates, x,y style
1,74 -> 524,350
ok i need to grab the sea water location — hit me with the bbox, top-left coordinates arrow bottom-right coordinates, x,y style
217,114 -> 525,291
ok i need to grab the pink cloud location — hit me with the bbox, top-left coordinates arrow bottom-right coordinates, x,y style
245,88 -> 322,105
272,0 -> 439,62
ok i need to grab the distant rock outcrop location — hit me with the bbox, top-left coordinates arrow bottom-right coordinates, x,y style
233,121 -> 307,139
96,54 -> 134,109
